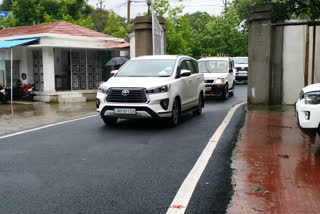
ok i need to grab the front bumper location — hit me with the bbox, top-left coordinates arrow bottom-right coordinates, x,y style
235,73 -> 248,81
96,91 -> 173,119
205,84 -> 225,96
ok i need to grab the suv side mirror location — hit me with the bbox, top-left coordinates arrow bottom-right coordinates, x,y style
180,69 -> 191,77
110,70 -> 119,77
229,68 -> 233,73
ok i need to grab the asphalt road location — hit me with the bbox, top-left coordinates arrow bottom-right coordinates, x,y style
0,84 -> 247,214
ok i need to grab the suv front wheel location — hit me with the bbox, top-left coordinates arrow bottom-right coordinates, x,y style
222,84 -> 229,100
169,99 -> 181,127
102,116 -> 118,126
193,94 -> 203,116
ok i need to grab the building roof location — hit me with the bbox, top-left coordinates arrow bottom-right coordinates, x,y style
104,42 -> 130,49
0,21 -> 115,38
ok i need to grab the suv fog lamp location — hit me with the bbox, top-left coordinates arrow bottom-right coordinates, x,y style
305,111 -> 310,120
160,98 -> 170,110
215,78 -> 224,84
96,99 -> 100,108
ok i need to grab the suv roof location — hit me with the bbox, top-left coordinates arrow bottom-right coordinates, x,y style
132,55 -> 190,61
198,57 -> 230,61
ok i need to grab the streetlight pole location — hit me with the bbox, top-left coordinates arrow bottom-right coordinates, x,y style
146,0 -> 151,16
127,0 -> 131,24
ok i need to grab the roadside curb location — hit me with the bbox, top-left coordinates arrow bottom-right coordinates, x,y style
167,102 -> 246,214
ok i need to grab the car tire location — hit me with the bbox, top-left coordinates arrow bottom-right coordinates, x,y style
1,96 -> 7,104
102,116 -> 118,126
222,85 -> 229,100
229,81 -> 235,96
193,94 -> 203,116
169,99 -> 181,127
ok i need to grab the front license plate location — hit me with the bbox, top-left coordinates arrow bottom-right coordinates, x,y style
205,87 -> 212,91
114,108 -> 136,115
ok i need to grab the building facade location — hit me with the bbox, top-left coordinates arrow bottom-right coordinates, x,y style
0,21 -> 129,102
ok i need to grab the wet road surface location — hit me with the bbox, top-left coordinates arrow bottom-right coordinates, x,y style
0,85 -> 247,214
0,101 -> 96,136
227,106 -> 320,214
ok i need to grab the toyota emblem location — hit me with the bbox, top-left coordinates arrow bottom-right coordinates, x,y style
121,90 -> 130,96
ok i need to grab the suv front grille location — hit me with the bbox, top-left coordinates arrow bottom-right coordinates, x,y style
107,88 -> 148,103
236,67 -> 247,71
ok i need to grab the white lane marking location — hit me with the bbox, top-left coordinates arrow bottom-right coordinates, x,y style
0,114 -> 97,140
166,103 -> 245,214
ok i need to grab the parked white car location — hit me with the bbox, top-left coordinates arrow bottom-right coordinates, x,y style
296,83 -> 320,137
198,57 -> 235,99
96,55 -> 205,126
233,57 -> 248,82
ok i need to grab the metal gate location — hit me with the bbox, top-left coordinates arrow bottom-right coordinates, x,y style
87,50 -> 102,89
32,49 -> 43,91
71,49 -> 87,90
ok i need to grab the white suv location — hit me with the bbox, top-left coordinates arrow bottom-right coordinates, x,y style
296,83 -> 320,139
198,57 -> 235,99
96,55 -> 205,126
233,57 -> 248,82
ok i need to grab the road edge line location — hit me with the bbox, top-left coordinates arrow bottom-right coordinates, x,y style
0,114 -> 97,140
166,102 -> 246,214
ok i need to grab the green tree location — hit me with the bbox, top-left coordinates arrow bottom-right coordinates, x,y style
152,0 -> 195,55
0,0 -> 13,11
59,0 -> 85,20
166,15 -> 195,56
185,12 -> 211,58
281,0 -> 320,20
0,14 -> 17,28
104,13 -> 127,38
11,0 -> 43,26
232,0 -> 269,24
205,7 -> 248,57
39,0 -> 61,22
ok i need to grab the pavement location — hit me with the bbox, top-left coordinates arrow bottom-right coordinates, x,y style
227,105 -> 320,214
0,101 -> 96,136
1,97 -> 320,214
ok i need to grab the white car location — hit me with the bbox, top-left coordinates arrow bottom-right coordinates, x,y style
198,57 -> 235,99
296,83 -> 320,137
96,55 -> 205,126
233,57 -> 248,82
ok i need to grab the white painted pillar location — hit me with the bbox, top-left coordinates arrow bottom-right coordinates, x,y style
42,47 -> 55,92
19,47 -> 29,84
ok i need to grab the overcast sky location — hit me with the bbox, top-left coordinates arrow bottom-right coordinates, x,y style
88,0 -> 225,19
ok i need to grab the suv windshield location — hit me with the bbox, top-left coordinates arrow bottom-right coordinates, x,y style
233,58 -> 248,64
198,61 -> 228,73
116,59 -> 176,77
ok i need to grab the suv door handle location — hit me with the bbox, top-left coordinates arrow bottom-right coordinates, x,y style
196,77 -> 200,79
188,78 -> 192,81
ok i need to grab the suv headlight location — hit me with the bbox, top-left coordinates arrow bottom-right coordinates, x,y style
305,91 -> 320,105
215,78 -> 224,84
146,85 -> 170,94
98,85 -> 109,95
